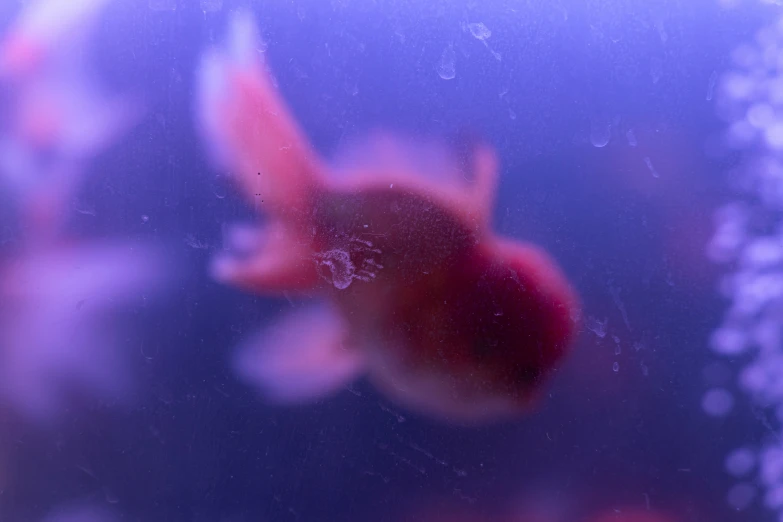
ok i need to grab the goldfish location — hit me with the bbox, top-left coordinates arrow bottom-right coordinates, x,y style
197,12 -> 580,424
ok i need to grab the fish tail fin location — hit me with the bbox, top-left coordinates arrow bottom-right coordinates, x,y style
233,303 -> 366,403
196,11 -> 323,218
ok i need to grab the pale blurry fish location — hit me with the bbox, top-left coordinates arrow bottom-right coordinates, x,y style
0,0 -> 167,423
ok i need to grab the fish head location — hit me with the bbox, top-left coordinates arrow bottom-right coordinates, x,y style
366,237 -> 580,424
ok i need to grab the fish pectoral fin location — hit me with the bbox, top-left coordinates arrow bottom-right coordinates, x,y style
232,302 -> 365,403
211,222 -> 319,294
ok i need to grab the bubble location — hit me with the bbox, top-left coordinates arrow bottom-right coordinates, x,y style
732,44 -> 761,69
437,45 -> 456,80
748,103 -> 775,128
755,319 -> 781,354
711,13 -> 783,521
767,484 -> 783,509
761,446 -> 783,486
765,123 -> 783,150
739,362 -> 769,394
590,118 -> 611,148
723,73 -> 756,100
769,79 -> 783,105
727,120 -> 758,148
702,388 -> 735,417
213,184 -> 227,199
710,327 -> 748,355
727,482 -> 756,511
725,447 -> 756,477
702,361 -> 734,386
742,237 -> 783,268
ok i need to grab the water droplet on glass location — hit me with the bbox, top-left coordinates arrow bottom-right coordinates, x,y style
612,361 -> 620,372
149,0 -> 176,10
315,249 -> 355,290
706,70 -> 718,101
586,316 -> 608,338
465,22 -> 501,61
650,57 -> 663,84
590,117 -> 611,147
345,83 -> 359,96
655,19 -> 668,43
644,156 -> 660,178
468,22 -> 491,40
437,45 -> 456,80
626,129 -> 638,147
200,0 -> 222,11
141,215 -> 150,223
508,107 -> 517,120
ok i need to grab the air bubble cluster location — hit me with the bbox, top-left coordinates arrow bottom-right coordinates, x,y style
709,11 -> 783,519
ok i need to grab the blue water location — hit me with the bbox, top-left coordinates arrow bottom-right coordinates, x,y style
0,1 -> 779,521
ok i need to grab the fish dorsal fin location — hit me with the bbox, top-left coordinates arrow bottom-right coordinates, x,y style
329,131 -> 499,229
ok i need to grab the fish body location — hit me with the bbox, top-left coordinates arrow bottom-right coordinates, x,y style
198,12 -> 580,424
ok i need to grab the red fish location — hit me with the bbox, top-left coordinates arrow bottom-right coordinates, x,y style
197,12 -> 580,424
